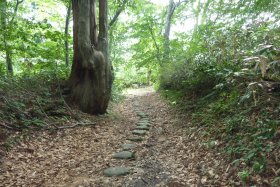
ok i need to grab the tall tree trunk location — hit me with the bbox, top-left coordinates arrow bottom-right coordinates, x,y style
65,3 -> 71,67
68,0 -> 111,115
99,0 -> 112,107
163,0 -> 188,63
163,0 -> 176,63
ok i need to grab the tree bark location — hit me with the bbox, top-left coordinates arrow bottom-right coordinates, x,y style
4,42 -> 13,77
163,0 -> 176,62
163,0 -> 188,63
65,3 -> 71,67
68,0 -> 111,115
99,0 -> 112,107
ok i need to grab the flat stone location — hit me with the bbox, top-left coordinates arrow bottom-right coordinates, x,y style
113,151 -> 135,159
139,118 -> 149,122
122,143 -> 137,150
134,125 -> 149,131
141,118 -> 149,120
127,137 -> 143,142
137,112 -> 148,118
132,130 -> 147,136
137,122 -> 151,126
104,167 -> 130,177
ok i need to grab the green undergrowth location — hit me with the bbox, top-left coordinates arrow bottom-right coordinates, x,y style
161,82 -> 280,185
0,71 -> 75,141
159,24 -> 280,185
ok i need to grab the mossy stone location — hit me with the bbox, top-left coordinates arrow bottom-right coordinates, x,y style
127,137 -> 143,142
134,125 -> 149,131
140,118 -> 149,120
113,151 -> 135,159
137,112 -> 148,118
139,118 -> 149,122
137,122 -> 150,127
104,167 -> 130,177
122,143 -> 137,150
132,130 -> 147,136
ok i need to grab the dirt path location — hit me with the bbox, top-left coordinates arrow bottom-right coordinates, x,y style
0,87 -> 234,186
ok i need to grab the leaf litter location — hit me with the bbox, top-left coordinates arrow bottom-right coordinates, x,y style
0,87 -> 273,186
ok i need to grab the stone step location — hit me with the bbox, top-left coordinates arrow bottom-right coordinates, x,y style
113,151 -> 135,159
132,130 -> 147,136
127,137 -> 143,142
136,112 -> 148,118
136,122 -> 151,126
122,143 -> 137,150
104,167 -> 130,177
134,125 -> 150,131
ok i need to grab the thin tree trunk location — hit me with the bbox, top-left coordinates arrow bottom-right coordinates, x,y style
1,0 -> 13,77
148,24 -> 161,63
194,0 -> 201,30
1,0 -> 24,78
65,3 -> 71,67
4,41 -> 13,77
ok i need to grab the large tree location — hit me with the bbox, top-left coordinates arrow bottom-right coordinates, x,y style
68,0 -> 112,114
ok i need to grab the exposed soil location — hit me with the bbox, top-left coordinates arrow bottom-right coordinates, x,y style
0,87 -> 250,186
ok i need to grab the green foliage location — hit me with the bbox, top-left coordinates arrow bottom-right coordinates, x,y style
238,170 -> 250,182
158,0 -> 280,184
0,0 -> 71,77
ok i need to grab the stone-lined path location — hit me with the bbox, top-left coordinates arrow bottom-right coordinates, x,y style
103,106 -> 152,177
0,87 -> 233,186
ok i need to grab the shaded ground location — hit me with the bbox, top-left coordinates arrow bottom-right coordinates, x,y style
0,87 -> 252,186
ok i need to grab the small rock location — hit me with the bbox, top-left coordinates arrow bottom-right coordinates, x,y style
104,167 -> 130,177
132,130 -> 147,136
127,137 -> 143,142
113,151 -> 135,159
122,144 -> 137,150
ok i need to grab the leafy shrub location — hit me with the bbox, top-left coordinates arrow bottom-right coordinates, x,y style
160,19 -> 280,184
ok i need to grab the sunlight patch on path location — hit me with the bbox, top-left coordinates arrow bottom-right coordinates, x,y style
123,87 -> 155,97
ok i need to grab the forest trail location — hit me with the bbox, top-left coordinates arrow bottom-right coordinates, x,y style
0,87 -> 232,186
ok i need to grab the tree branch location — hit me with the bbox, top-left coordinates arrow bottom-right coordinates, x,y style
9,0 -> 24,24
109,0 -> 128,29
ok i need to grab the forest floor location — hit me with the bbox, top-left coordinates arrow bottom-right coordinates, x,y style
0,87 -> 261,186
